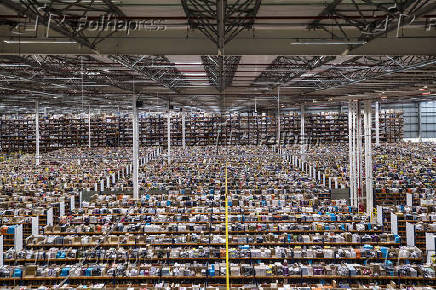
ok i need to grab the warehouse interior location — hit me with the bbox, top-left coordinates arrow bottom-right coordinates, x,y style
0,0 -> 436,289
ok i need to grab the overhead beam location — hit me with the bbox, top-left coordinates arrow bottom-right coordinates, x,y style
1,33 -> 435,55
307,0 -> 344,30
101,0 -> 126,17
182,0 -> 261,49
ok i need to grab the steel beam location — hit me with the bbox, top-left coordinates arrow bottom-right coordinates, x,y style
254,56 -> 335,88
202,55 -> 241,92
109,55 -> 188,93
181,0 -> 261,48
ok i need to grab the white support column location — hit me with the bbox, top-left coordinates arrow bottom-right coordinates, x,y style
356,102 -> 363,209
364,100 -> 373,216
348,103 -> 353,206
88,106 -> 91,148
300,105 -> 305,162
277,87 -> 281,151
348,101 -> 359,208
167,114 -> 171,164
35,100 -> 40,166
132,96 -> 139,200
375,101 -> 380,146
418,102 -> 422,141
182,113 -> 186,149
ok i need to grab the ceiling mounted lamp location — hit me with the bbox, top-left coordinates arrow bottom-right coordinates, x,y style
3,40 -> 77,44
290,40 -> 367,45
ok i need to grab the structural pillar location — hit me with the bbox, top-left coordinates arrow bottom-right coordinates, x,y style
132,96 -> 139,200
277,87 -> 280,152
364,101 -> 373,216
375,102 -> 380,146
300,105 -> 305,162
88,106 -> 91,148
167,113 -> 171,164
35,100 -> 40,166
357,102 -> 363,209
182,113 -> 186,149
348,102 -> 353,207
418,102 -> 422,141
348,100 -> 361,208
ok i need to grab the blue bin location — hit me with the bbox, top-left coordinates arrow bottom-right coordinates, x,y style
85,268 -> 93,276
56,251 -> 66,259
60,268 -> 71,277
330,214 -> 337,221
13,269 -> 22,278
380,247 -> 388,258
208,265 -> 215,277
7,226 -> 15,234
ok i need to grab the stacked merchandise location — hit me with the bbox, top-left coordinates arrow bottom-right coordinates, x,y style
0,147 -> 153,194
0,111 -> 404,153
0,146 -> 434,288
287,143 -> 436,205
0,147 -> 156,250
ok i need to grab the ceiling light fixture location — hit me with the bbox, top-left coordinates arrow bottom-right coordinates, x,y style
174,62 -> 202,65
44,77 -> 81,80
0,64 -> 31,67
291,41 -> 367,45
183,73 -> 207,76
4,40 -> 77,44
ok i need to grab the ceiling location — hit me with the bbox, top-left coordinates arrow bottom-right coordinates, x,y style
0,0 -> 435,113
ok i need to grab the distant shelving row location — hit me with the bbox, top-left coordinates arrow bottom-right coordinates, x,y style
0,112 -> 403,153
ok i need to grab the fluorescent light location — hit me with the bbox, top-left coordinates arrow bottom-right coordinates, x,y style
0,64 -> 30,67
175,62 -> 202,65
0,79 -> 31,82
183,73 -> 207,76
4,40 -> 77,44
291,41 -> 366,45
82,84 -> 109,87
44,77 -> 81,80
279,86 -> 314,89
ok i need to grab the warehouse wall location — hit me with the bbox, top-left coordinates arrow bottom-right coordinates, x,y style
383,101 -> 436,139
297,101 -> 436,139
420,101 -> 436,138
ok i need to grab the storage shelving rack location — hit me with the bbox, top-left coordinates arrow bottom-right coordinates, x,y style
0,112 -> 404,153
